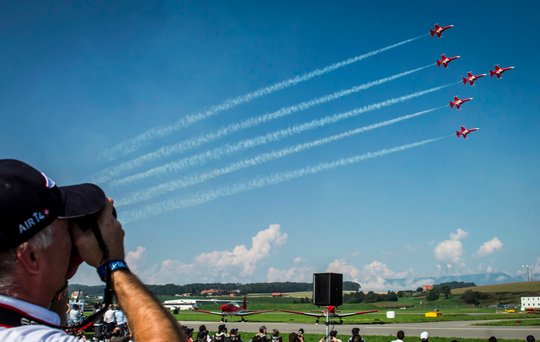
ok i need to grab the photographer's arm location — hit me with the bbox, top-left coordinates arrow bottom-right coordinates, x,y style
111,269 -> 183,341
70,199 -> 183,341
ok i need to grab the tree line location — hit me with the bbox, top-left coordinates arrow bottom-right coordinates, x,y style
69,281 -> 361,297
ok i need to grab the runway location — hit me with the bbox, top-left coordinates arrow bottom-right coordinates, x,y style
181,320 -> 540,340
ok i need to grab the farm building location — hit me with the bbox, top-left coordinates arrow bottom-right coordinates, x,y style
521,296 -> 540,309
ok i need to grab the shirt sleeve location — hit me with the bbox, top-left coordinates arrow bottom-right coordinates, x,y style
0,325 -> 81,342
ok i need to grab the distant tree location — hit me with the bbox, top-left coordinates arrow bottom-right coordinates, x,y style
343,281 -> 362,291
439,285 -> 451,299
461,290 -> 480,305
426,288 -> 440,301
384,291 -> 399,302
439,281 -> 476,290
397,290 -> 413,297
416,287 -> 424,293
365,291 -> 380,303
344,291 -> 365,303
461,290 -> 489,305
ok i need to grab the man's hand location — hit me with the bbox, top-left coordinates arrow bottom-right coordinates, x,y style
70,199 -> 125,268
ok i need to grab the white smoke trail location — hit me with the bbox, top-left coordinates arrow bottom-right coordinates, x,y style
111,82 -> 452,187
120,137 -> 444,223
98,34 -> 427,162
91,64 -> 433,184
116,107 -> 444,207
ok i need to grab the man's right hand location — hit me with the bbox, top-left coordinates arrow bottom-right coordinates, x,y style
70,198 -> 125,268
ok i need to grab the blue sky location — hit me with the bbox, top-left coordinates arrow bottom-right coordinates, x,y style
1,1 -> 539,289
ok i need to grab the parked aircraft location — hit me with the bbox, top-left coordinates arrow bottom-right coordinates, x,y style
456,126 -> 479,139
163,298 -> 232,312
430,24 -> 454,38
490,65 -> 515,79
280,306 -> 378,324
437,54 -> 460,68
449,96 -> 473,109
462,72 -> 487,86
193,297 -> 274,322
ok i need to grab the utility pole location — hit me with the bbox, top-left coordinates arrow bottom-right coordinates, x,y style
522,265 -> 533,282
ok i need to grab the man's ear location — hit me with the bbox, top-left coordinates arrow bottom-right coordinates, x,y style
16,242 -> 40,275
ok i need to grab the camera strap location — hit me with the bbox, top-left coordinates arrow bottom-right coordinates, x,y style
0,301 -> 103,333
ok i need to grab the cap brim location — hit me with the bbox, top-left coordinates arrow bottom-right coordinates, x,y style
58,183 -> 107,218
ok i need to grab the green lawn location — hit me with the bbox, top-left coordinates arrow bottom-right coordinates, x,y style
161,294 -> 540,324
172,310 -> 540,325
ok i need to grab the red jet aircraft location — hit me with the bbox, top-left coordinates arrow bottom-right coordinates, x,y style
490,65 -> 515,79
430,24 -> 454,38
193,297 -> 273,322
462,72 -> 487,86
456,126 -> 479,139
437,54 -> 460,68
449,96 -> 473,110
280,306 -> 378,324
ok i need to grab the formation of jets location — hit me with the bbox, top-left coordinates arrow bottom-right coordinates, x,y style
431,23 -> 514,140
159,27 -> 513,324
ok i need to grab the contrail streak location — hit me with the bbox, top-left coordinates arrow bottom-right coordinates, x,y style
98,34 -> 427,162
120,137 -> 444,223
90,63 -> 433,184
116,106 -> 444,207
111,82 -> 452,187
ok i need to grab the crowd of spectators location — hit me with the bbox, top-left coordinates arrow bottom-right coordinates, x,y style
178,326 -> 534,342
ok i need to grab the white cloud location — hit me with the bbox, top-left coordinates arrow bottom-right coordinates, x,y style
293,257 -> 306,264
196,224 -> 287,274
145,224 -> 287,284
326,259 -> 362,283
451,229 -> 468,240
126,246 -> 146,272
477,263 -> 496,273
434,228 -> 468,274
325,259 -> 412,292
476,237 -> 503,257
266,265 -> 314,282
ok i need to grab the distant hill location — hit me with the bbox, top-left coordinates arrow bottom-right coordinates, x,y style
451,281 -> 540,295
385,272 -> 522,289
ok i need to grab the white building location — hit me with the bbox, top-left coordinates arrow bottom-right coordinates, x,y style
521,296 -> 540,310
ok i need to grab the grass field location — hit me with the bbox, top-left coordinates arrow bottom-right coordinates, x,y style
451,281 -> 540,295
173,310 -> 540,325
161,283 -> 540,325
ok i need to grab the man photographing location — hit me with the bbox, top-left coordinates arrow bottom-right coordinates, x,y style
0,159 -> 184,341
